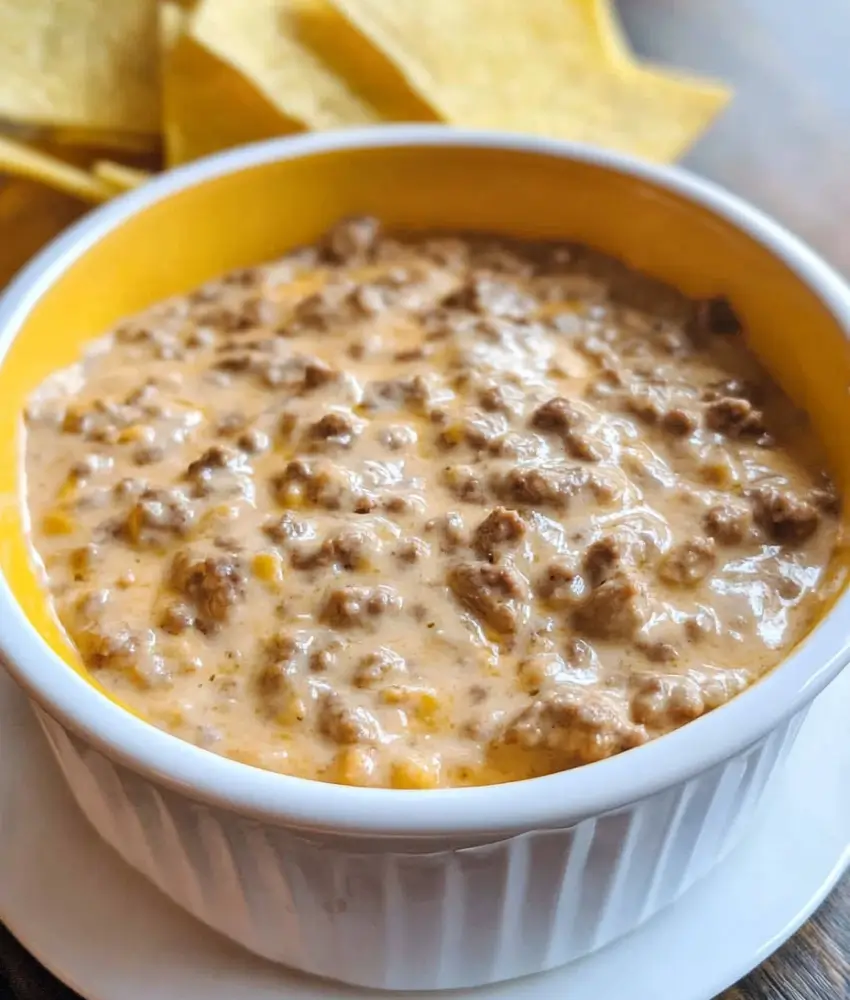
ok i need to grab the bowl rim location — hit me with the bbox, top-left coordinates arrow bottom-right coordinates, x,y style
2,124 -> 849,838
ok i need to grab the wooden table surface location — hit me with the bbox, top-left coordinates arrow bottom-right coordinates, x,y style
617,4 -> 850,997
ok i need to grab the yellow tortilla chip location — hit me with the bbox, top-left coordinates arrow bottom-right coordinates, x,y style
0,1 -> 160,133
161,2 -> 296,166
329,0 -> 731,162
293,0 -> 437,123
0,135 -> 114,203
189,0 -> 429,130
588,0 -> 634,71
589,0 -> 731,95
92,161 -> 151,194
50,128 -> 160,156
0,178 -> 88,287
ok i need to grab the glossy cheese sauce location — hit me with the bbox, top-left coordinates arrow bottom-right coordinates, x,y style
22,218 -> 842,788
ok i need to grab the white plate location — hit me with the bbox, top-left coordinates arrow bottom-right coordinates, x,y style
0,665 -> 847,1000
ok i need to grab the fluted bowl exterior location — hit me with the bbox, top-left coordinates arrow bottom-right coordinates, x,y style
36,705 -> 804,990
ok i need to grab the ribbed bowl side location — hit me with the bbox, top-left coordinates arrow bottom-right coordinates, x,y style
34,706 -> 805,991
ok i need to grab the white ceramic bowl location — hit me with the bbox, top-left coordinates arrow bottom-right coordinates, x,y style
1,127 -> 849,991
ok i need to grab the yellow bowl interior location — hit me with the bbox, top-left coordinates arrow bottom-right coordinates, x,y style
2,142 -> 850,688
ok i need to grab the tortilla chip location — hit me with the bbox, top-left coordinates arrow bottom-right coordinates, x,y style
294,0 -> 437,123
50,128 -> 160,156
161,2 -> 296,166
0,135 -> 114,203
588,0 -> 634,71
92,161 -> 151,194
589,0 -> 731,96
0,178 -> 88,287
0,1 -> 160,133
4,129 -> 155,174
189,0 -> 428,130
329,0 -> 731,162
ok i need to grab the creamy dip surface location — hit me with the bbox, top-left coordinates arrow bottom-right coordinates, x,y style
22,217 -> 842,788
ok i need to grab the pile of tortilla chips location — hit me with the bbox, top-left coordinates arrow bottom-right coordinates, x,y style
0,0 -> 730,256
